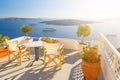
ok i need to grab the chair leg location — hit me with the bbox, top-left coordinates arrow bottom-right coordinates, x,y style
44,54 -> 47,68
18,53 -> 22,65
20,56 -> 22,65
45,55 -> 52,68
8,53 -> 11,63
61,55 -> 64,64
28,47 -> 31,60
27,52 -> 30,60
52,55 -> 61,68
43,54 -> 63,69
58,56 -> 62,68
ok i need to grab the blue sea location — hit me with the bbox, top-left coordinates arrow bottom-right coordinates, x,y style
0,19 -> 120,41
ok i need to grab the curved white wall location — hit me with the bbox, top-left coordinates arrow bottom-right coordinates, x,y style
51,37 -> 79,50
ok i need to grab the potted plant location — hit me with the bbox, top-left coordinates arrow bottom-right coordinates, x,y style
81,47 -> 101,80
76,24 -> 91,52
41,36 -> 59,43
0,34 -> 9,58
0,34 -> 10,47
20,24 -> 32,40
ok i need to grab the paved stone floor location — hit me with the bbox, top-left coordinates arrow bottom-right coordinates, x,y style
69,62 -> 104,80
0,49 -> 104,80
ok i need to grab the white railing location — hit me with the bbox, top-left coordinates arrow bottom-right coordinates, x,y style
98,32 -> 120,80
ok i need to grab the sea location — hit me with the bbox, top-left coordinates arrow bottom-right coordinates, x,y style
0,19 -> 120,41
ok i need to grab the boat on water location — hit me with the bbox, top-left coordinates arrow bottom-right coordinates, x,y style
29,24 -> 37,26
42,28 -> 56,31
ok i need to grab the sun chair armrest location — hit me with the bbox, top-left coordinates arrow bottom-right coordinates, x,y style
58,44 -> 64,51
18,44 -> 26,50
60,44 -> 64,49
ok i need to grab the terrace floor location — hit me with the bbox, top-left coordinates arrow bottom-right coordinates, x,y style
0,49 -> 104,80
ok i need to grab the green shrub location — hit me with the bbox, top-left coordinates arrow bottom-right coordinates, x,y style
20,24 -> 32,36
76,24 -> 91,41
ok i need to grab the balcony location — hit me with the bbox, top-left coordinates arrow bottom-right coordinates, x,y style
0,32 -> 119,80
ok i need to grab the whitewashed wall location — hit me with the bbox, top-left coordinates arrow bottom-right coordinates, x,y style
52,37 -> 78,50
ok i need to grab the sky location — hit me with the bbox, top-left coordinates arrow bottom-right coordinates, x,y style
0,0 -> 120,19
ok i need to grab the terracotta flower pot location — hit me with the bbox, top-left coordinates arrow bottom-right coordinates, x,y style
81,59 -> 101,80
0,47 -> 9,58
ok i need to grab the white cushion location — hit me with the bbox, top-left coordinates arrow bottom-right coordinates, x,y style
44,42 -> 60,55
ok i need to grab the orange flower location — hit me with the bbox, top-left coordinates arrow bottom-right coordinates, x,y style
81,47 -> 101,63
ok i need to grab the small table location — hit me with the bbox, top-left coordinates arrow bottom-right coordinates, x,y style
25,41 -> 43,67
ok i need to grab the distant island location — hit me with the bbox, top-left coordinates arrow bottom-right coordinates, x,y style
0,17 -> 41,20
40,19 -> 98,26
0,18 -> 100,26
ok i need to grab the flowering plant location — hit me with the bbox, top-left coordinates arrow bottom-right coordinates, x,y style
51,39 -> 59,43
41,36 -> 59,43
81,47 -> 101,63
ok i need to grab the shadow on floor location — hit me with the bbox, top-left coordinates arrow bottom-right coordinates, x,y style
4,64 -> 60,80
0,49 -> 85,80
69,62 -> 104,80
64,49 -> 81,64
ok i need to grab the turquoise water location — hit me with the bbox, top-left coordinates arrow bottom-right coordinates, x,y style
0,19 -> 120,40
